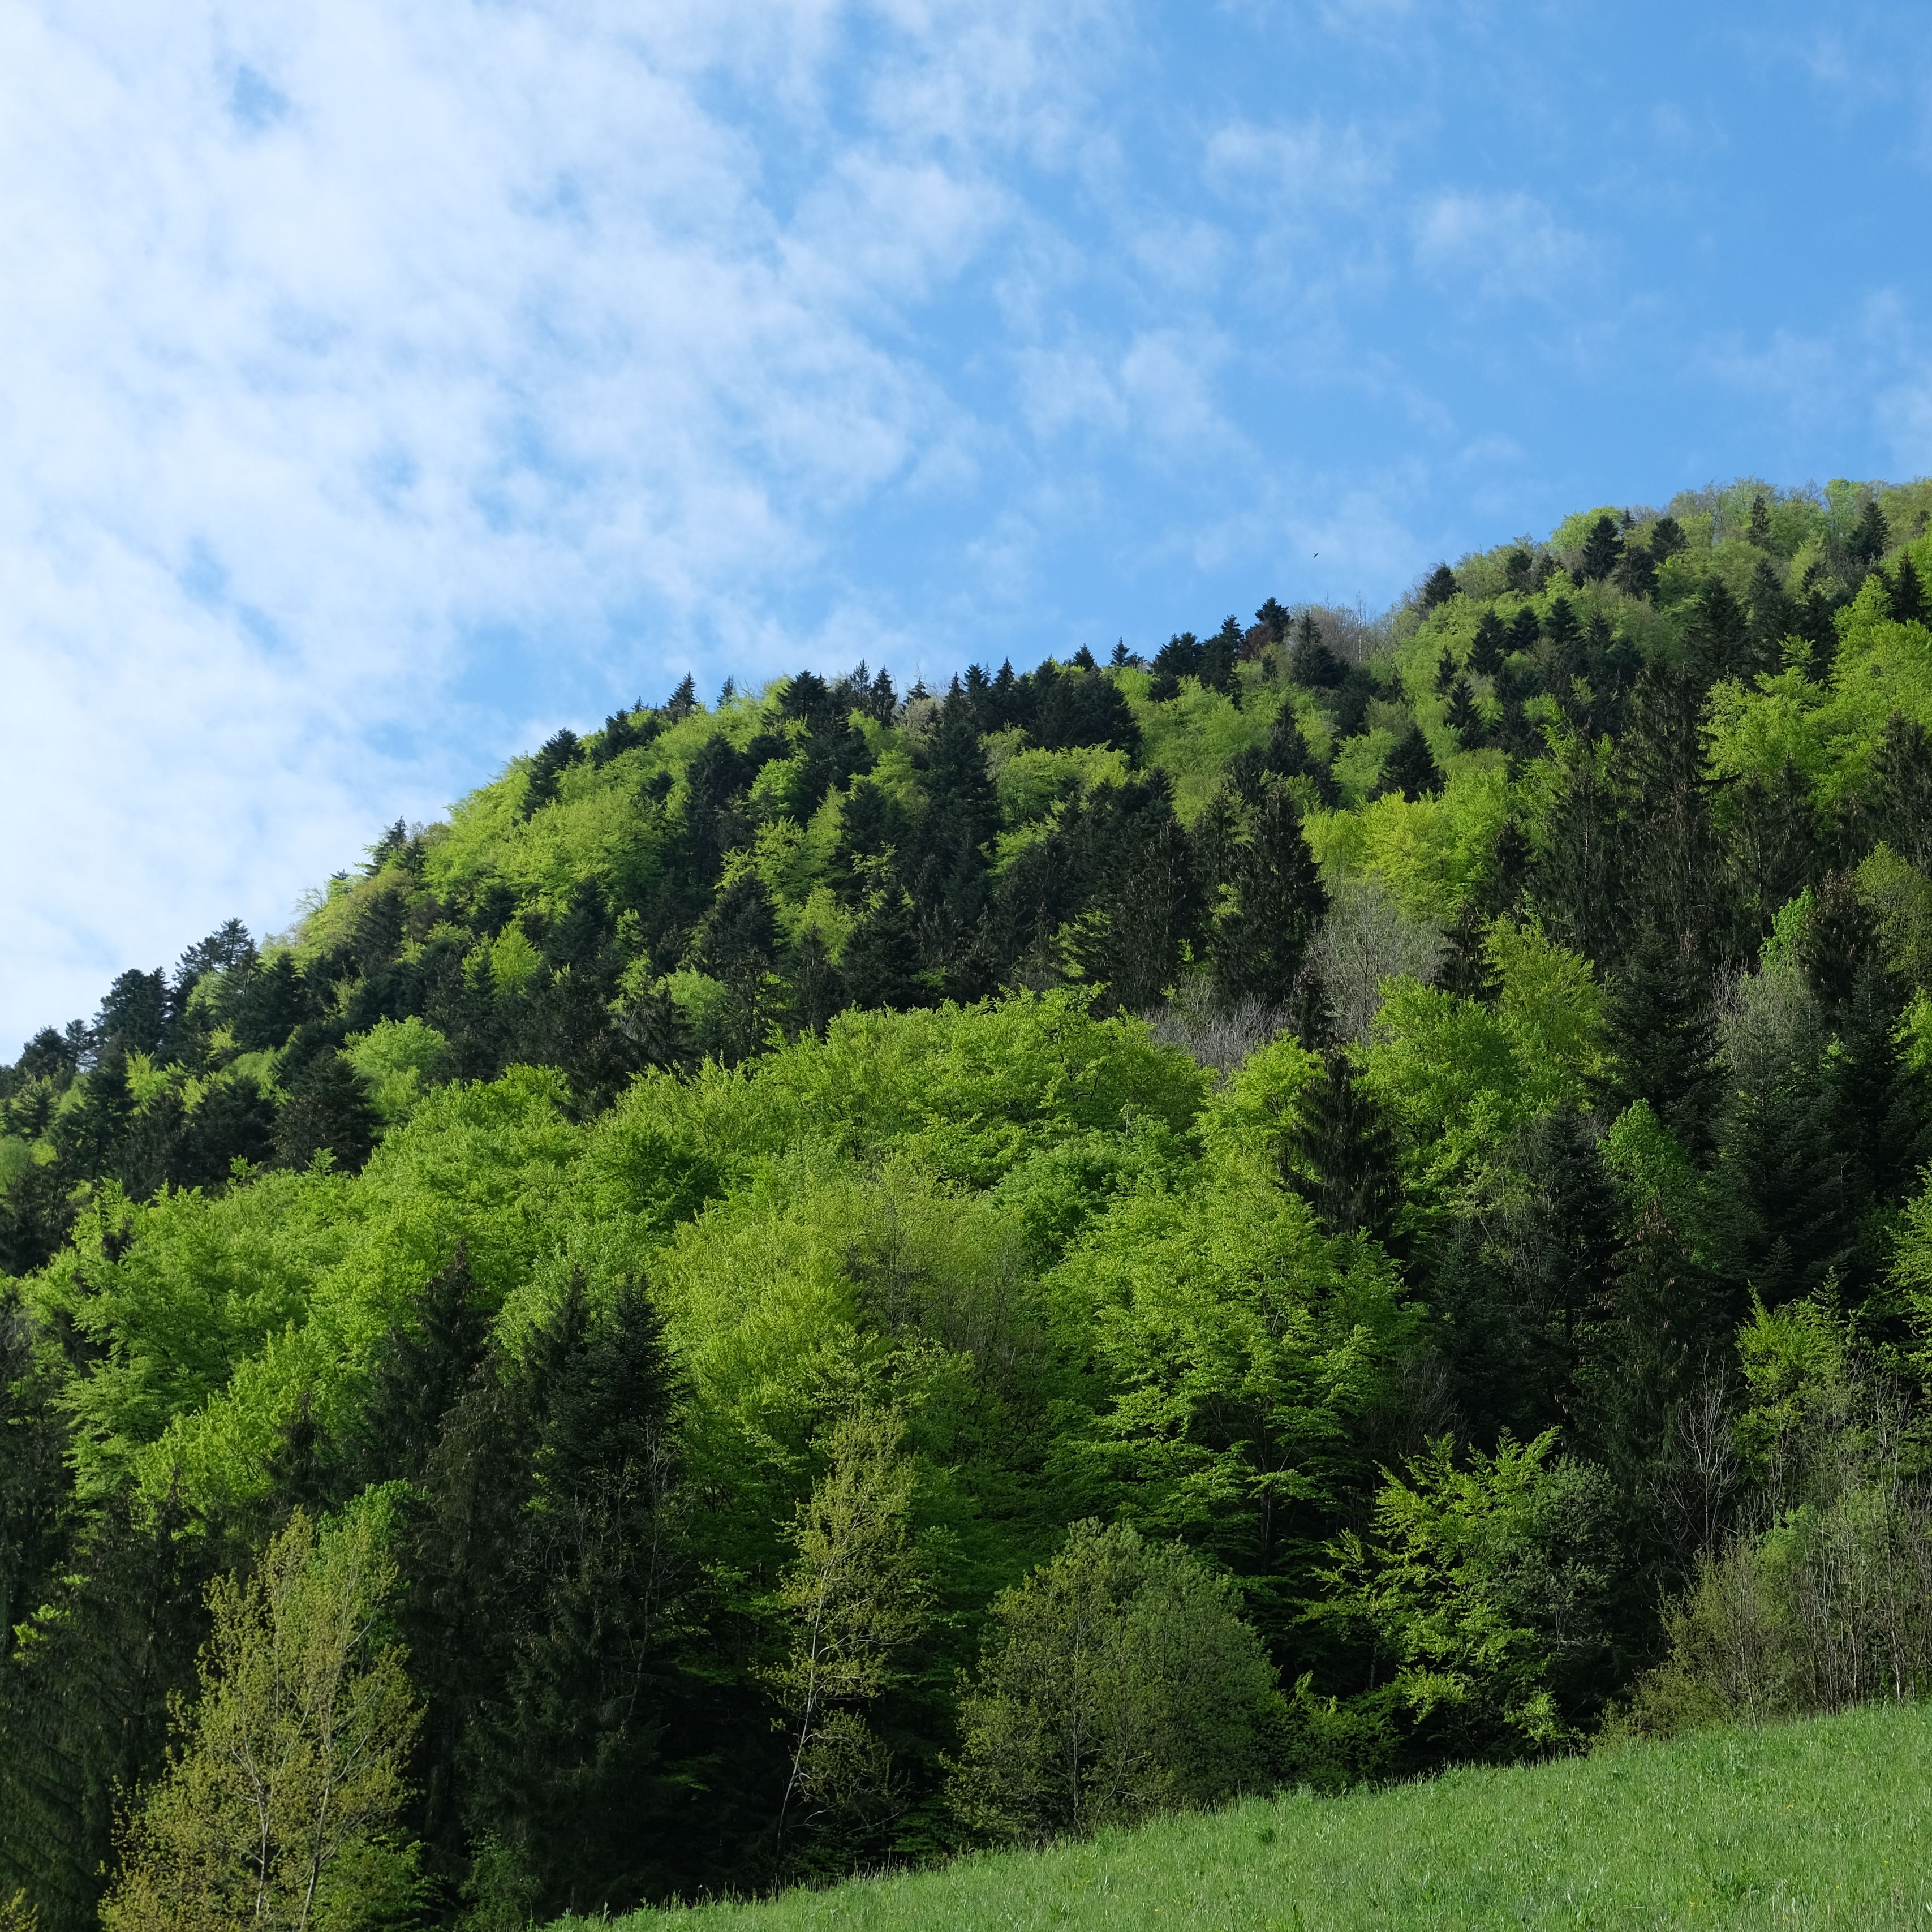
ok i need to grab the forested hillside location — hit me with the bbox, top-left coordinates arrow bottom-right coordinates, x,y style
5,476 -> 1932,1927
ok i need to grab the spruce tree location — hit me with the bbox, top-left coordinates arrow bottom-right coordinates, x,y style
1684,578 -> 1749,685
1105,817 -> 1205,1011
1604,921 -> 1723,1158
1419,563 -> 1459,610
1210,788 -> 1328,1011
273,1052 -> 380,1173
1445,677 -> 1484,746
1891,551 -> 1926,623
1469,611 -> 1507,676
1282,1051 -> 1403,1251
1869,712 -> 1932,866
1745,556 -> 1793,679
1747,492 -> 1772,547
355,1246 -> 489,1487
1375,722 -> 1444,801
841,892 -> 926,1012
1579,515 -> 1623,583
1847,496 -> 1888,576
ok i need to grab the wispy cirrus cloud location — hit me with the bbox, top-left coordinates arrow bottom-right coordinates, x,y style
1410,190 -> 1596,305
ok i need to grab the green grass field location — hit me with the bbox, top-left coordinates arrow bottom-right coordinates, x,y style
597,1703 -> 1932,1930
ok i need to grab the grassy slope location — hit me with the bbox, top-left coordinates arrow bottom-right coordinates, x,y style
597,1704 -> 1932,1930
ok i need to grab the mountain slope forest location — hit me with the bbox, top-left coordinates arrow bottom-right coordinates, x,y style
6,477 -> 1932,1927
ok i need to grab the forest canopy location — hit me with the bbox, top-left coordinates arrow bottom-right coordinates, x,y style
6,475 -> 1932,1926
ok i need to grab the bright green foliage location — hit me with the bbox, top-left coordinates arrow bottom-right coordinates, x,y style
1315,1434 -> 1617,1762
8,477 -> 1932,1922
101,1505 -> 420,1932
948,1522 -> 1285,1843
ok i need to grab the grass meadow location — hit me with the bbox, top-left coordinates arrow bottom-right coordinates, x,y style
593,1702 -> 1932,1931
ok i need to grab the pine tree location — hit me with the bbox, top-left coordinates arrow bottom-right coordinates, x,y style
471,1280 -> 689,1913
1445,677 -> 1484,746
1747,492 -> 1772,547
1648,515 -> 1687,563
789,927 -> 845,1037
1604,921 -> 1722,1158
0,1492 -> 212,1932
1419,563 -> 1459,610
1615,537 -> 1659,601
1210,788 -> 1328,1011
1745,557 -> 1793,679
1375,722 -> 1444,801
1868,712 -> 1932,866
1684,578 -> 1749,685
1287,615 -> 1344,689
1264,707 -> 1340,806
1503,548 -> 1534,592
1254,597 -> 1291,644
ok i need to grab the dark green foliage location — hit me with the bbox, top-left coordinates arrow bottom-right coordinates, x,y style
1847,496 -> 1888,576
1211,788 -> 1328,1010
1288,614 -> 1344,689
1283,1052 -> 1402,1250
0,1491 -> 213,1932
520,729 -> 583,819
1578,516 -> 1623,583
10,479 -> 1932,1915
273,1053 -> 380,1173
1892,552 -> 1926,623
1375,724 -> 1444,801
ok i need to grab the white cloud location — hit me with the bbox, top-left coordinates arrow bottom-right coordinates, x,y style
1411,189 -> 1594,305
1204,117 -> 1392,213
0,0 -> 1111,1045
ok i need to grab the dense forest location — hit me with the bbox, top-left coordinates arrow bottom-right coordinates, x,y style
5,476 -> 1932,1928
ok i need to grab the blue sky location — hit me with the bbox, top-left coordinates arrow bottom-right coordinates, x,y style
5,0 -> 1932,1044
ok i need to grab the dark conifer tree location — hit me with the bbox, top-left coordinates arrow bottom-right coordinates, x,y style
1288,614 -> 1344,689
1419,563 -> 1459,610
1211,787 -> 1328,1010
1283,1050 -> 1403,1251
1615,537 -> 1659,601
1745,557 -> 1793,679
520,729 -> 584,820
1469,611 -> 1507,676
1847,496 -> 1889,577
1104,816 -> 1205,1012
1891,551 -> 1926,623
1684,578 -> 1749,685
273,1053 -> 380,1173
1747,493 -> 1773,547
1647,515 -> 1687,563
1503,548 -> 1535,592
841,892 -> 926,1012
1255,596 -> 1291,644
1579,515 -> 1624,583
1376,722 -> 1444,801
1866,712 -> 1932,866
1265,705 -> 1341,806
1604,922 -> 1722,1158
1507,606 -> 1542,659
1445,676 -> 1483,742
356,1245 -> 490,1486
788,926 -> 845,1038
0,1490 -> 212,1932
662,675 -> 698,722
